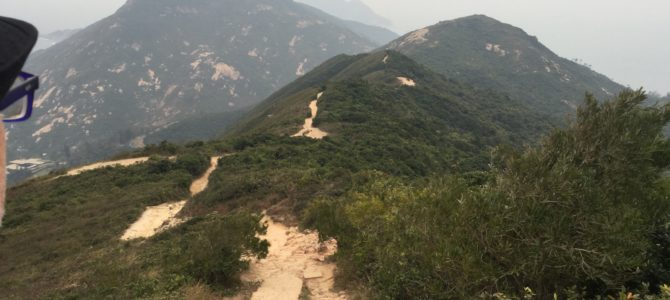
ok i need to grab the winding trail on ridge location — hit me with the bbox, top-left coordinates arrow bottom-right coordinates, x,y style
237,91 -> 346,299
292,92 -> 328,139
241,215 -> 347,300
65,157 -> 151,176
120,156 -> 221,241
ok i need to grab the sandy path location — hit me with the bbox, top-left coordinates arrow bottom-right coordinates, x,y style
64,156 -> 179,177
242,216 -> 347,300
190,156 -> 221,195
120,201 -> 186,240
120,156 -> 221,240
292,92 -> 328,139
65,157 -> 151,176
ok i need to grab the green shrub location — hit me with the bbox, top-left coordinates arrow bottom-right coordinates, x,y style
176,152 -> 210,177
162,212 -> 269,288
467,89 -> 670,296
305,90 -> 670,299
147,155 -> 175,174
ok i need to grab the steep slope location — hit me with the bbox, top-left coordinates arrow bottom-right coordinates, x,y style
0,51 -> 554,299
230,50 -> 551,152
0,154 -> 202,299
192,51 -> 553,217
296,0 -> 393,29
143,109 -> 248,145
7,0 -> 377,180
33,29 -> 80,51
386,15 -> 625,118
336,19 -> 399,46
296,2 -> 399,45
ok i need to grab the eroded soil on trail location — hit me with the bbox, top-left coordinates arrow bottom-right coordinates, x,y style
292,92 -> 328,139
241,216 -> 347,300
66,157 -> 150,176
120,156 -> 221,240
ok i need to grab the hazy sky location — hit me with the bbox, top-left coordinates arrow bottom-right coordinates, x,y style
2,0 -> 668,94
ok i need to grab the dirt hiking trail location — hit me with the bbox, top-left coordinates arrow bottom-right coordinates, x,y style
190,156 -> 222,195
241,215 -> 347,300
121,156 -> 221,240
292,92 -> 328,139
65,157 -> 151,176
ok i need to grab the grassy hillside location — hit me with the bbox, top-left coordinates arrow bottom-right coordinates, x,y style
194,51 -> 552,216
231,51 -> 551,144
0,152 -> 268,299
304,90 -> 670,299
0,51 -> 555,298
144,109 -> 249,145
3,49 -> 667,299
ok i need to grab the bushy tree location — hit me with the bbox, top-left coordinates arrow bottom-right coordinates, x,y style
454,89 -> 670,296
176,152 -> 210,177
305,90 -> 670,299
162,212 -> 269,288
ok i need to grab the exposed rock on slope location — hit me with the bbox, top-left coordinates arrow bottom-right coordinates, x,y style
9,0 -> 377,179
386,15 -> 625,118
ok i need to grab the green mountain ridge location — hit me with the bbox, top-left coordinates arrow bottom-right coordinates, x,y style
0,49 -> 554,298
386,15 -> 626,119
3,12 -> 668,300
229,50 -> 551,163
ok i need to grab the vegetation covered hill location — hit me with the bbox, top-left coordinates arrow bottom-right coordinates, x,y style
0,50 -> 554,298
2,40 -> 669,299
231,50 -> 551,148
304,90 -> 670,299
8,0 -> 379,180
198,51 -> 553,215
0,150 -> 268,299
386,15 -> 626,119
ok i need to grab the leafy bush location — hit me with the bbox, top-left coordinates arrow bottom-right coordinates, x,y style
176,152 -> 211,176
161,212 -> 269,288
305,90 -> 670,299
0,160 -> 195,298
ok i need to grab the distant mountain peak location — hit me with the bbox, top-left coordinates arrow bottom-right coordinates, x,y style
386,16 -> 623,119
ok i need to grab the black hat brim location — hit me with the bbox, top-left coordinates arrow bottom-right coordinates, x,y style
0,16 -> 38,99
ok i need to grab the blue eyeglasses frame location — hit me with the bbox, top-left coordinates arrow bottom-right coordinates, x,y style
0,72 -> 39,122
